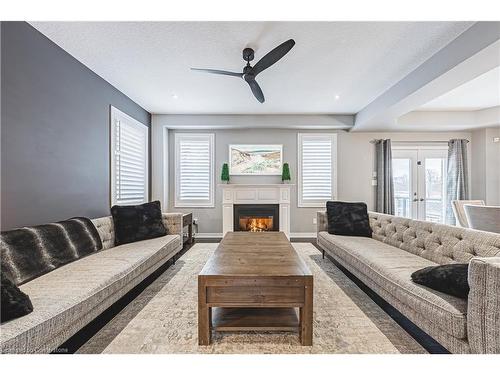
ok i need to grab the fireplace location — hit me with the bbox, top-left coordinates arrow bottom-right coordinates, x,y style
233,204 -> 280,232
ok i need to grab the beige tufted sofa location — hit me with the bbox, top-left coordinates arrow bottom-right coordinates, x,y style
1,213 -> 183,354
316,211 -> 500,354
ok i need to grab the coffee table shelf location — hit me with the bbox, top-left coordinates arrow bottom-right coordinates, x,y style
212,307 -> 299,332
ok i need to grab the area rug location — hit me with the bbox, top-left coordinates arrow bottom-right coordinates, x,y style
83,243 -> 424,354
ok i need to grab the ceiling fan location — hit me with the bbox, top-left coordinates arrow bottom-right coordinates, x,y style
191,39 -> 295,103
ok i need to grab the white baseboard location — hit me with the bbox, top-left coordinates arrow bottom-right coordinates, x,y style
290,232 -> 317,238
195,232 -> 223,239
195,232 -> 316,239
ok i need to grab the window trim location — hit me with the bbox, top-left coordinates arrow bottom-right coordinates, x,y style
297,133 -> 337,208
110,106 -> 149,206
174,133 -> 215,208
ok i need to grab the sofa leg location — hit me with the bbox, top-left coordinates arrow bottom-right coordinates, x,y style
322,250 -> 325,259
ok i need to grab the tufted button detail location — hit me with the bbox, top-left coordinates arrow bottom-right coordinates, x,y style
368,212 -> 500,264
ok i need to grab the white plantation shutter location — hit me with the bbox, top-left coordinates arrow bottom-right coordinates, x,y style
110,107 -> 149,206
298,133 -> 337,207
175,133 -> 214,207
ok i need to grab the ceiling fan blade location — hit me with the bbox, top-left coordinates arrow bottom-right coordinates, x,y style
245,76 -> 265,103
190,68 -> 243,77
251,39 -> 295,76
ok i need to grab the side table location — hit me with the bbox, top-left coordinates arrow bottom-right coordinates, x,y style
182,213 -> 194,245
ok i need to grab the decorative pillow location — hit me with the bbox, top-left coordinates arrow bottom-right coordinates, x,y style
326,201 -> 372,237
1,272 -> 33,323
111,200 -> 167,246
1,217 -> 103,285
411,264 -> 469,299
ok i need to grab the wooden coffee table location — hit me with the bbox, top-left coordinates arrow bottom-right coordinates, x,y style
198,232 -> 313,346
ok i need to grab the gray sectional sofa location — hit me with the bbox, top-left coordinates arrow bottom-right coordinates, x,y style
316,211 -> 500,354
0,213 -> 183,354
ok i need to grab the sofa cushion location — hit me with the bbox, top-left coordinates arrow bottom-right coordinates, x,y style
0,234 -> 181,353
318,231 -> 468,339
326,201 -> 372,237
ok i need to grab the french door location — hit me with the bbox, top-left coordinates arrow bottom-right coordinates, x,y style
392,147 -> 448,223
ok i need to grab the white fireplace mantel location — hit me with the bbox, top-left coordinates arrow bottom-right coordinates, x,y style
221,184 -> 293,238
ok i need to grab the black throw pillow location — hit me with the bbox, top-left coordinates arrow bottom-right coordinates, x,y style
111,200 -> 167,246
326,201 -> 372,237
411,264 -> 469,299
1,272 -> 33,323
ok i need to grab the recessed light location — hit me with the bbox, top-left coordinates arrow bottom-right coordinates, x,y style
172,94 -> 179,100
334,95 -> 340,100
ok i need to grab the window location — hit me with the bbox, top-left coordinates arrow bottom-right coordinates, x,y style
298,133 -> 337,207
175,133 -> 215,207
110,107 -> 149,206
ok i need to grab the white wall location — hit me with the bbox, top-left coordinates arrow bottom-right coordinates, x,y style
152,114 -> 472,235
336,131 -> 472,210
485,127 -> 500,205
471,126 -> 500,205
471,129 -> 487,201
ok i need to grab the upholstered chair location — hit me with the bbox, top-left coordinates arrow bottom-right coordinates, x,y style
452,200 -> 485,227
464,205 -> 500,233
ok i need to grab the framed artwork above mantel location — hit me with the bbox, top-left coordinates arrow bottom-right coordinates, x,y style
229,144 -> 283,175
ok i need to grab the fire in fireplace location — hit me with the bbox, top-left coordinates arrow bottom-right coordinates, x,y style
233,204 -> 279,232
239,216 -> 274,232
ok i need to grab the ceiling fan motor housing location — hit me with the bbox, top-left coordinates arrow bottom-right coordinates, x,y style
243,48 -> 255,62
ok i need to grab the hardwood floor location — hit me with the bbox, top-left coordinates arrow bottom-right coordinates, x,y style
54,237 -> 448,354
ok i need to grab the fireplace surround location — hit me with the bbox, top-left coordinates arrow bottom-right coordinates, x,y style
220,184 -> 291,238
233,204 -> 280,232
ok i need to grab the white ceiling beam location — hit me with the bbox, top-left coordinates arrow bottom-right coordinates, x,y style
352,22 -> 500,132
398,106 -> 500,131
152,114 -> 354,130
474,106 -> 500,128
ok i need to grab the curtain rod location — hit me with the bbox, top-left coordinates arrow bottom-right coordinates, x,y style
369,140 -> 468,144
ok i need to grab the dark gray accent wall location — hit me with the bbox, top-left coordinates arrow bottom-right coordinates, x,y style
1,22 -> 151,230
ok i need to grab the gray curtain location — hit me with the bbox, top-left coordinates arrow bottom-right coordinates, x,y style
446,139 -> 469,225
375,139 -> 394,215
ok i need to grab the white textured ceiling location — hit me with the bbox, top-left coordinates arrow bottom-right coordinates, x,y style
419,66 -> 500,111
30,21 -> 473,114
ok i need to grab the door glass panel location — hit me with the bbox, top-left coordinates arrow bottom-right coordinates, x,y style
424,158 -> 446,223
393,158 -> 412,218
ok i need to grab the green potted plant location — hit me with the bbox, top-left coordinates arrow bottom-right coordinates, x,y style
221,163 -> 230,184
282,162 -> 291,184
